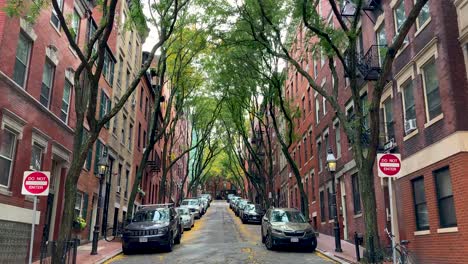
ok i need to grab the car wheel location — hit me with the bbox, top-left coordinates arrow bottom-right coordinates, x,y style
122,244 -> 132,255
308,238 -> 317,252
175,226 -> 182,244
265,232 -> 274,250
241,218 -> 246,224
165,233 -> 174,252
261,228 -> 265,244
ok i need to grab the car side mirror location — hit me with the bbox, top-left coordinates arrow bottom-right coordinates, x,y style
263,217 -> 269,222
308,219 -> 313,224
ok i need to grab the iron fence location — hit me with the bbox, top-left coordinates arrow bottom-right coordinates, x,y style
40,239 -> 79,264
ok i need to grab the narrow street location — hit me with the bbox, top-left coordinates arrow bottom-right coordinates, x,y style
106,201 -> 334,264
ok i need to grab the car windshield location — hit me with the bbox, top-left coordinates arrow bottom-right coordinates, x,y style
176,208 -> 189,215
270,210 -> 306,223
132,209 -> 169,222
182,200 -> 199,206
246,204 -> 262,211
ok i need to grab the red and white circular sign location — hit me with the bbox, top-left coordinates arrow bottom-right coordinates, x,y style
377,154 -> 401,177
22,171 -> 50,196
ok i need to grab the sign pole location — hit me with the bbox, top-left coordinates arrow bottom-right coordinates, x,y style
28,196 -> 37,264
388,178 -> 396,264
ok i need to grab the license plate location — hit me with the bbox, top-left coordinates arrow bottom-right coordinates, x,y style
139,237 -> 148,243
290,237 -> 299,243
252,217 -> 257,219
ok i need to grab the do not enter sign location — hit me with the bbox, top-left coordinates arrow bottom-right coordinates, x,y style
22,171 -> 50,196
377,154 -> 401,178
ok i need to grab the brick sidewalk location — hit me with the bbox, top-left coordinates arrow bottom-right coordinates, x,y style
33,240 -> 122,264
317,233 -> 364,264
75,240 -> 122,264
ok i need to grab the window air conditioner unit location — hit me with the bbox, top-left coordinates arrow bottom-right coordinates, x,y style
117,186 -> 121,193
288,172 -> 292,179
404,119 -> 417,134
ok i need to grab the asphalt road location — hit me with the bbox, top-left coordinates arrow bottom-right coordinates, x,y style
106,201 -> 335,264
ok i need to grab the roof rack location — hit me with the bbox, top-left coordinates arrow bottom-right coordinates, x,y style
137,203 -> 175,210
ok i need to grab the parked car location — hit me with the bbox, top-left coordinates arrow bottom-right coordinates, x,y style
229,196 -> 240,209
176,207 -> 195,230
261,208 -> 317,252
122,204 -> 182,254
201,193 -> 212,204
241,204 -> 265,224
227,194 -> 234,203
199,197 -> 209,213
237,200 -> 252,218
181,199 -> 202,219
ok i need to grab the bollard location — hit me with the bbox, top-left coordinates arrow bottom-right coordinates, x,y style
354,232 -> 361,262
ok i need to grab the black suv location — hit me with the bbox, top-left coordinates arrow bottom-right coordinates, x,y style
122,204 -> 182,254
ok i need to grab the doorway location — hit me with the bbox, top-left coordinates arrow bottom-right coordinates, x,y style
340,179 -> 348,240
89,195 -> 97,241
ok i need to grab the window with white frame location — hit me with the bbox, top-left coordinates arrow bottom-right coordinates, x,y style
303,137 -> 308,160
393,0 -> 406,36
317,139 -> 323,172
376,23 -> 387,66
40,60 -> 56,108
315,95 -> 320,124
416,2 -> 430,30
421,58 -> 442,121
74,192 -> 83,217
0,129 -> 17,188
322,96 -> 327,116
60,80 -> 72,123
71,9 -> 81,43
50,0 -> 64,29
402,79 -> 416,124
129,123 -> 133,150
117,56 -> 123,87
30,143 -> 44,171
383,98 -> 395,141
307,88 -> 312,112
334,121 -> 341,158
13,33 -> 32,88
122,114 -> 127,144
313,53 -> 318,79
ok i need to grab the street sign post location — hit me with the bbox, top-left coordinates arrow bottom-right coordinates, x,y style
377,153 -> 401,178
376,154 -> 401,264
22,171 -> 50,264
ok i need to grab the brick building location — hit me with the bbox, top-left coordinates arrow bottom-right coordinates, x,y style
279,0 -> 468,263
0,0 -> 188,262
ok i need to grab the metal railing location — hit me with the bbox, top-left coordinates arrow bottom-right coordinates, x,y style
40,239 -> 79,264
358,45 -> 387,81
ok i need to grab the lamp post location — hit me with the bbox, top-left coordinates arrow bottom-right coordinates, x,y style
327,148 -> 342,253
91,155 -> 109,255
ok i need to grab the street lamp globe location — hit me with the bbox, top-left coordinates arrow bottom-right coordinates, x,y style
326,148 -> 337,172
97,156 -> 109,177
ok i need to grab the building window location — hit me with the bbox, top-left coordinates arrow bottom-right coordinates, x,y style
145,97 -> 149,120
307,88 -> 312,112
324,132 -> 329,156
352,173 -> 361,214
71,9 -> 81,43
61,80 -> 72,123
128,123 -> 133,150
311,171 -> 315,201
13,33 -> 32,88
74,192 -> 83,217
143,131 -> 147,148
421,59 -> 441,120
125,169 -> 130,197
402,80 -> 416,124
315,96 -> 320,124
320,190 -> 325,222
117,164 -> 122,192
140,87 -> 144,110
103,52 -> 115,85
434,167 -> 457,228
126,70 -> 131,90
334,122 -> 341,158
317,141 -> 323,172
417,2 -> 430,29
0,129 -> 17,188
412,177 -> 429,230
322,97 -> 327,116
376,23 -> 387,66
122,115 -> 127,144
298,145 -> 302,168
117,56 -> 123,87
40,61 -> 55,108
393,0 -> 405,35
327,183 -> 334,220
301,97 -> 306,120
383,98 -> 394,141
138,123 -> 141,149
99,91 -> 111,128
112,113 -> 118,136
30,144 -> 44,171
360,92 -> 369,129
303,137 -> 308,160
50,0 -> 64,29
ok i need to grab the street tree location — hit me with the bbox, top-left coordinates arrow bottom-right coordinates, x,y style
235,0 -> 430,259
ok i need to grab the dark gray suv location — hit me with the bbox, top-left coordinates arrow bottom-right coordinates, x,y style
122,204 -> 182,254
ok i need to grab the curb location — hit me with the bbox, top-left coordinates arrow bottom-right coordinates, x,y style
316,248 -> 353,264
95,248 -> 123,264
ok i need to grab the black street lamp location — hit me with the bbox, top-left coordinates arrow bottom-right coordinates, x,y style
327,148 -> 342,253
91,155 -> 109,255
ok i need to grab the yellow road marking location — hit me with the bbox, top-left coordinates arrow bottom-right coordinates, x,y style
316,251 -> 340,263
102,253 -> 125,264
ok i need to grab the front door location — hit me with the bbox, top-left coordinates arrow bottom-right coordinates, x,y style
340,179 -> 348,240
